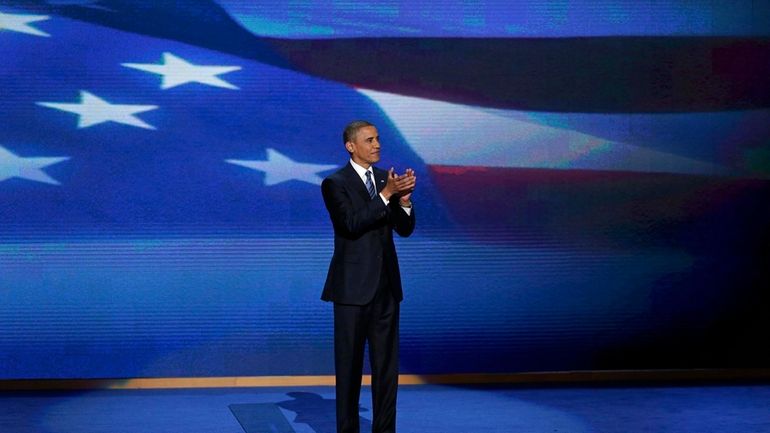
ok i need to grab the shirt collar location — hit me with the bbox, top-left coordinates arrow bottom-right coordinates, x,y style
349,159 -> 373,183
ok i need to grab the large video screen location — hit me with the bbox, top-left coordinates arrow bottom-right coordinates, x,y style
1,1 -> 769,379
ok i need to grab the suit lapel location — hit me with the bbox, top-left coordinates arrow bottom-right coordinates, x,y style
343,163 -> 372,201
373,167 -> 387,194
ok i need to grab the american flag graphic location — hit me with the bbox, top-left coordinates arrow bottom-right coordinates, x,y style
1,1 -> 769,379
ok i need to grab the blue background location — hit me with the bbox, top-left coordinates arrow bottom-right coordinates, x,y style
1,0 -> 769,379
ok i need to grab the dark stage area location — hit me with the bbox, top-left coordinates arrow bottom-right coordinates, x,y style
2,382 -> 770,432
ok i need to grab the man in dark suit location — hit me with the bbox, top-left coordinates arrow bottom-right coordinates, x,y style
321,120 -> 416,433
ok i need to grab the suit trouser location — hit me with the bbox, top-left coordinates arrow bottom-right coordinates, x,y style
333,272 -> 400,433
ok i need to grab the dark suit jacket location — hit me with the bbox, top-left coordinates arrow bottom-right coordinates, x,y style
321,163 -> 415,305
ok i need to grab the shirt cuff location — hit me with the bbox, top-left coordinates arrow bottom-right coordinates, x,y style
380,193 -> 412,215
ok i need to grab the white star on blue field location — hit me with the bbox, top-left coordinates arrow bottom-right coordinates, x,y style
0,10 -> 50,37
227,148 -> 338,186
122,52 -> 242,90
0,145 -> 68,185
37,90 -> 159,129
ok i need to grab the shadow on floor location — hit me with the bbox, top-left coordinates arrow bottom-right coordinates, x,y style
230,391 -> 371,433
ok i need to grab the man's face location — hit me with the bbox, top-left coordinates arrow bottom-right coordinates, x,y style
346,126 -> 380,168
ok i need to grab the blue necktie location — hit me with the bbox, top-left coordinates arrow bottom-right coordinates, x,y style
365,170 -> 376,199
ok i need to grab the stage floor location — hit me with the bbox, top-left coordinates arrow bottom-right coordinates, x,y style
2,383 -> 769,432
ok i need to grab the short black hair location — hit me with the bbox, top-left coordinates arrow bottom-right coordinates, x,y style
342,120 -> 375,144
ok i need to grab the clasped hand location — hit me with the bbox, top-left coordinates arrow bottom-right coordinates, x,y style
381,168 -> 416,203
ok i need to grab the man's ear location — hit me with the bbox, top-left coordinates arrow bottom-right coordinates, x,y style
345,141 -> 354,153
